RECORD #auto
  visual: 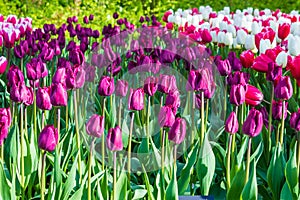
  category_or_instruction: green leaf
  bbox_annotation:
[132,189,147,200]
[53,147,63,199]
[196,136,215,195]
[0,162,11,199]
[142,165,155,200]
[227,165,245,199]
[285,143,299,200]
[100,170,108,200]
[237,136,248,167]
[250,141,263,162]
[69,172,88,200]
[165,165,178,200]
[177,140,199,195]
[267,144,286,200]
[115,172,128,199]
[242,159,257,200]
[280,182,293,200]
[62,153,78,200]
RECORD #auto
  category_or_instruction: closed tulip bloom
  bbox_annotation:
[229,84,246,106]
[278,23,290,41]
[168,117,187,144]
[252,54,273,73]
[24,86,34,106]
[267,62,282,82]
[240,50,254,69]
[36,87,52,110]
[0,108,11,127]
[225,111,239,134]
[106,126,123,151]
[228,51,242,71]
[272,100,288,120]
[128,88,144,111]
[98,76,115,96]
[7,65,25,87]
[290,55,300,79]
[242,108,263,137]
[227,71,250,86]
[158,106,175,127]
[86,114,104,138]
[158,74,177,93]
[10,83,27,103]
[165,90,180,111]
[274,76,293,100]
[217,59,231,76]
[69,46,84,65]
[73,64,86,89]
[38,125,58,152]
[0,56,8,74]
[0,121,9,146]
[26,58,48,80]
[115,80,128,97]
[50,83,68,107]
[144,76,158,96]
[290,109,300,132]
[245,85,263,106]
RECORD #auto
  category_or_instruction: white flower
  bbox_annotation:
[211,30,218,43]
[245,34,256,50]
[227,24,236,37]
[219,21,227,31]
[276,51,288,68]
[259,39,272,54]
[224,7,230,15]
[237,29,247,45]
[291,22,300,36]
[288,34,300,56]
[224,32,233,46]
[254,9,260,17]
[251,21,262,35]
[217,31,226,44]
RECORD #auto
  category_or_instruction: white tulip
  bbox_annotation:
[291,22,300,36]
[245,34,256,50]
[237,29,247,45]
[224,7,230,15]
[211,31,218,43]
[200,22,210,30]
[247,7,253,15]
[251,21,262,35]
[276,51,288,68]
[254,9,259,17]
[288,35,300,56]
[217,31,226,44]
[219,21,227,31]
[259,39,272,54]
[167,15,175,23]
[224,32,233,46]
[227,24,236,37]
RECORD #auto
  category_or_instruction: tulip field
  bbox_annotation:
[0,4,300,200]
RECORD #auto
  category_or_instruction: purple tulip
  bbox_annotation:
[228,51,242,71]
[168,117,187,144]
[227,71,250,86]
[26,58,48,80]
[39,46,54,62]
[86,114,104,138]
[52,67,66,86]
[144,76,158,96]
[83,16,89,24]
[259,106,272,130]
[106,126,123,151]
[290,109,300,132]
[89,14,94,21]
[217,59,231,76]
[115,80,128,97]
[113,13,119,19]
[37,87,52,110]
[242,108,263,137]
[0,108,11,127]
[0,121,9,146]
[245,85,263,106]
[14,44,26,58]
[165,90,180,112]
[50,83,68,107]
[225,111,239,134]
[158,106,175,127]
[73,64,86,89]
[69,46,84,65]
[128,88,144,111]
[7,65,24,88]
[272,100,288,120]
[267,62,282,82]
[10,83,27,103]
[274,76,293,100]
[38,125,58,152]
[160,49,175,63]
[24,86,34,106]
[158,74,177,93]
[98,76,115,96]
[186,69,210,91]
[229,84,246,106]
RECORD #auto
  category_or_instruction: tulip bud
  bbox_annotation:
[86,114,104,138]
[240,50,254,68]
[266,62,282,82]
[7,65,24,88]
[38,125,58,152]
[0,121,9,146]
[0,108,11,127]
[158,106,175,127]
[217,59,231,76]
[242,108,263,137]
[69,46,84,65]
[26,58,48,81]
[290,109,300,132]
[278,23,290,41]
[98,76,115,96]
[236,29,247,45]
[272,100,288,120]
[128,88,144,111]
[229,84,246,106]
[225,111,239,134]
[245,85,263,106]
[37,87,52,110]
[227,71,250,86]
[165,90,180,112]
[106,126,123,151]
[24,86,33,106]
[274,76,293,100]
[168,118,186,144]
[10,83,27,103]
[114,80,128,97]
[158,74,177,93]
[144,76,158,96]
[228,51,242,71]
[288,35,300,56]
[245,34,256,50]
[50,83,68,107]
[0,56,8,74]
[252,54,273,73]
[290,55,300,79]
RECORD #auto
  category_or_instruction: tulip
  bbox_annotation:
[86,114,104,138]
[186,69,210,91]
[115,80,128,97]
[165,90,180,112]
[106,126,123,151]
[229,84,246,106]
[26,58,48,80]
[128,88,144,111]
[288,35,300,56]
[278,23,290,41]
[158,106,175,127]
[240,50,254,69]
[217,59,231,76]
[252,54,273,73]
[227,71,250,86]
[245,85,263,106]
[38,125,58,152]
[267,62,282,82]
[73,64,86,89]
[242,108,263,137]
[272,100,288,120]
[0,121,9,146]
[228,52,242,71]
[274,76,293,100]
[52,67,66,86]
[290,55,300,79]
[144,76,158,96]
[50,83,68,107]
[168,118,187,144]
[158,74,177,93]
[10,83,27,103]
[236,29,247,45]
[98,76,115,96]
[69,46,84,65]
[275,51,288,68]
[0,108,11,127]
[7,65,24,88]
[245,35,256,50]
[24,86,34,106]
[36,87,52,110]
[290,109,300,132]
[160,49,175,63]
[0,56,8,74]
[225,111,239,134]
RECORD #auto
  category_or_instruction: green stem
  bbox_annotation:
[41,151,46,200]
[102,98,106,171]
[297,132,300,169]
[205,99,209,131]
[200,91,205,146]
[245,137,252,184]
[279,100,285,146]
[223,79,227,121]
[127,112,135,182]
[161,129,165,175]
[226,134,233,189]
[267,84,274,160]
[73,90,82,182]
[20,104,25,193]
[113,151,117,200]
[34,86,37,135]
[147,96,151,148]
[88,138,95,200]
[191,92,195,144]
[118,98,122,127]
[231,106,238,155]
[65,97,68,130]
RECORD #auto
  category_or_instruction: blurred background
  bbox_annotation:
[1,0,300,29]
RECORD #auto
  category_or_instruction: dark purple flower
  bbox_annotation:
[98,76,115,96]
[290,109,300,132]
[26,58,48,80]
[229,84,246,106]
[225,111,239,134]
[274,76,293,100]
[37,86,52,110]
[242,108,263,137]
[86,114,104,138]
[38,125,58,152]
[128,88,144,111]
[217,59,231,76]
[272,100,288,120]
[50,83,68,107]
[106,126,123,151]
[267,62,282,82]
[168,117,187,144]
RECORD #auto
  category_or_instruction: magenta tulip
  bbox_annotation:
[252,54,273,73]
[290,109,300,132]
[115,80,128,97]
[26,58,48,80]
[128,88,144,111]
[165,90,180,111]
[86,114,104,138]
[240,50,254,69]
[36,87,52,110]
[144,76,158,96]
[225,111,239,134]
[106,126,123,151]
[242,108,263,137]
[245,85,263,106]
[50,83,68,107]
[229,84,246,106]
[98,76,115,96]
[7,65,24,88]
[24,86,34,106]
[272,100,288,120]
[158,106,175,127]
[0,56,8,74]
[278,23,290,41]
[158,74,177,93]
[168,117,187,144]
[274,76,293,100]
[217,59,231,76]
[38,125,58,152]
